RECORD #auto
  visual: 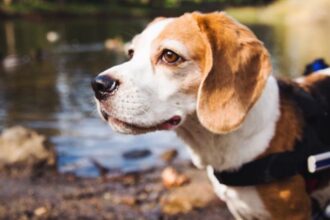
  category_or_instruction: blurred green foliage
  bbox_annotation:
[0,0,274,17]
[2,0,273,7]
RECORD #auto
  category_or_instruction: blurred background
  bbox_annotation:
[1,0,330,177]
[1,0,330,219]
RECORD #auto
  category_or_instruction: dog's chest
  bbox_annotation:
[175,112,277,172]
[207,167,270,220]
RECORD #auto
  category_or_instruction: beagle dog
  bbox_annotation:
[92,12,330,220]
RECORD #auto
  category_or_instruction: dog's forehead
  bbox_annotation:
[153,14,208,70]
[133,18,173,46]
[156,15,207,58]
[134,14,201,49]
[130,14,208,72]
[155,14,199,41]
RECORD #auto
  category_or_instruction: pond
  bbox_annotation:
[1,14,330,176]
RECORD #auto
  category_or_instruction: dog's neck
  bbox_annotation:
[176,75,280,171]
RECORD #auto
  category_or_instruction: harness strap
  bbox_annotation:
[213,151,304,186]
[213,80,329,187]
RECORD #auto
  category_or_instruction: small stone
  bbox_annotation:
[161,167,189,189]
[160,149,178,163]
[161,169,219,215]
[122,149,151,160]
[137,192,148,201]
[113,195,137,206]
[148,191,160,201]
[34,206,47,216]
[121,174,138,185]
[103,192,112,200]
[140,203,156,212]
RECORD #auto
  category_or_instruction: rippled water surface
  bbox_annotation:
[1,16,330,176]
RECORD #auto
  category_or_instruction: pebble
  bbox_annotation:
[34,206,47,216]
[103,192,112,200]
[161,167,190,188]
[160,169,219,215]
[114,195,137,206]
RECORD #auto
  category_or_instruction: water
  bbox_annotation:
[0,17,188,176]
[1,15,330,176]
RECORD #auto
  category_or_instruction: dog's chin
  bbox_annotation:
[99,109,182,135]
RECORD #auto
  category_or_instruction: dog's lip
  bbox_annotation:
[100,109,181,131]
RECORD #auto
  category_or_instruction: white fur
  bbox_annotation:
[95,17,280,219]
[176,76,280,171]
[207,166,270,220]
[316,67,330,76]
[97,19,199,133]
[295,76,305,83]
[295,67,330,83]
[176,76,279,219]
[312,183,330,208]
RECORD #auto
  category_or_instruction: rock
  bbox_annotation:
[161,169,220,215]
[113,194,137,206]
[103,192,112,200]
[122,149,151,160]
[0,126,56,169]
[34,206,48,216]
[160,149,178,163]
[119,174,139,186]
[161,167,189,189]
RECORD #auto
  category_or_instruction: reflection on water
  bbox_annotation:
[0,17,188,176]
[0,15,329,176]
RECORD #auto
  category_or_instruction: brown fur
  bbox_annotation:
[152,12,272,134]
[301,73,329,88]
[191,12,272,134]
[256,81,310,219]
[151,13,326,219]
[257,175,310,220]
[261,81,303,156]
[152,14,208,95]
[155,13,311,218]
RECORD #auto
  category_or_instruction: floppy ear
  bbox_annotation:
[192,12,272,134]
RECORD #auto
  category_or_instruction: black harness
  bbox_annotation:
[213,80,330,187]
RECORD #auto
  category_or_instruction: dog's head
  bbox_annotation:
[92,12,271,134]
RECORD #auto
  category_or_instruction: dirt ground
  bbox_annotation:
[0,162,233,220]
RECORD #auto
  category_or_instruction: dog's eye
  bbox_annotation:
[161,49,182,64]
[127,49,134,60]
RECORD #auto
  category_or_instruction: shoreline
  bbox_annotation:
[0,161,232,219]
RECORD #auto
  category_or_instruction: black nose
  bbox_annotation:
[91,75,119,100]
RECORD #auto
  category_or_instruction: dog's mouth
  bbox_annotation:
[100,109,182,133]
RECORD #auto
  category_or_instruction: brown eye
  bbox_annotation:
[161,49,181,64]
[128,49,134,60]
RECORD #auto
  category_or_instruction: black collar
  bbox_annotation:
[213,80,329,187]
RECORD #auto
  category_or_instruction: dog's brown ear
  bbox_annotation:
[192,12,272,134]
